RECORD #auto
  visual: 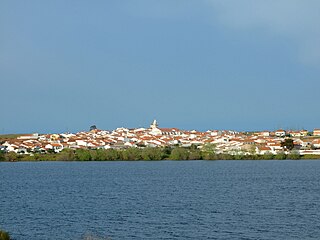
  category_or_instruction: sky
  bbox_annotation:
[1,0,320,133]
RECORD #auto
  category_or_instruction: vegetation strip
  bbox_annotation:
[1,146,317,161]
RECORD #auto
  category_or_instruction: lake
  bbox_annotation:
[1,160,320,239]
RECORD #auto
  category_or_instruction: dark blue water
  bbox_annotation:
[1,160,320,240]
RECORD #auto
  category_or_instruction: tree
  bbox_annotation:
[90,125,97,131]
[169,147,189,160]
[120,148,141,160]
[75,149,92,161]
[281,138,294,150]
[201,143,216,160]
[263,151,274,160]
[141,147,165,160]
[287,150,300,160]
[92,149,107,161]
[0,152,5,161]
[188,150,202,160]
[57,149,76,161]
[275,151,287,160]
[4,152,18,162]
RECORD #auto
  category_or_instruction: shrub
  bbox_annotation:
[287,150,301,160]
[274,151,287,160]
[0,152,5,161]
[169,147,189,160]
[4,152,18,162]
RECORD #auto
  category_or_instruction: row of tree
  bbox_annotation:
[0,146,313,161]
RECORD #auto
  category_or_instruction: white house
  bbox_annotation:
[17,133,39,140]
[259,131,270,137]
[45,143,64,153]
[313,129,320,136]
[275,129,286,137]
[257,146,273,155]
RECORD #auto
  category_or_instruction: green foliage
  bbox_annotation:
[120,148,142,161]
[215,153,235,160]
[263,152,274,160]
[302,154,320,159]
[188,150,202,160]
[233,153,247,160]
[274,151,287,160]
[90,125,97,131]
[40,153,57,161]
[201,151,217,160]
[0,152,5,161]
[201,144,217,160]
[76,149,92,161]
[169,147,189,160]
[201,144,216,154]
[0,230,10,240]
[162,146,172,159]
[141,147,165,160]
[104,149,121,160]
[4,152,18,162]
[281,138,294,150]
[3,146,320,161]
[57,148,76,161]
[287,150,301,160]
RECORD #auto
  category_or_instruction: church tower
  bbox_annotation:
[150,119,158,129]
[149,119,162,136]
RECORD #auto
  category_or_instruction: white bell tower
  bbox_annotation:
[150,119,158,129]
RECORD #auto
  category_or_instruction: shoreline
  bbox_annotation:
[2,158,320,162]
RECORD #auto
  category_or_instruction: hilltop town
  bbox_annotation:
[1,120,320,157]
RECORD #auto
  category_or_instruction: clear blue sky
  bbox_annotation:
[1,0,320,133]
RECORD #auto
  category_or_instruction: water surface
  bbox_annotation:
[1,160,320,239]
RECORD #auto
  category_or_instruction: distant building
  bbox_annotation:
[259,131,270,137]
[17,133,39,140]
[300,130,308,136]
[160,128,182,136]
[314,129,320,136]
[275,129,286,137]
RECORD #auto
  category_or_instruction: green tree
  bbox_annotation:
[188,150,202,160]
[215,153,234,160]
[281,139,294,150]
[4,152,18,162]
[274,151,287,160]
[90,125,97,131]
[104,149,120,160]
[263,151,274,160]
[141,147,164,160]
[169,147,189,160]
[120,148,141,160]
[93,149,107,161]
[201,144,216,160]
[0,152,5,161]
[75,149,92,161]
[57,148,76,161]
[287,150,300,160]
